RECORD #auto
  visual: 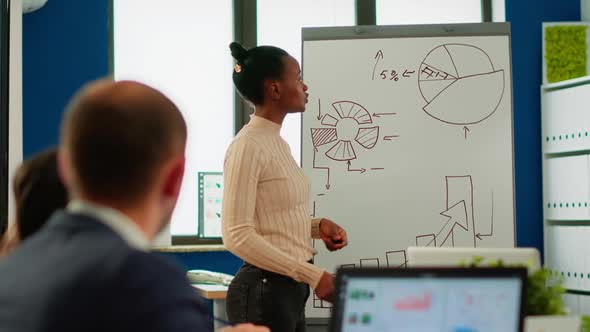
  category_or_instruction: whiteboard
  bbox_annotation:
[300,23,515,318]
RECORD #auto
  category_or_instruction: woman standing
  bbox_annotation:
[222,42,348,331]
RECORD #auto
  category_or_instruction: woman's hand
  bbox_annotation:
[319,218,348,251]
[314,271,335,303]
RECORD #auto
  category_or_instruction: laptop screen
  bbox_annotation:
[330,267,526,332]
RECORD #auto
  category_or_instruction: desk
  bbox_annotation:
[192,284,228,330]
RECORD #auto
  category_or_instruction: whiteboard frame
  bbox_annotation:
[302,22,511,41]
[300,22,516,324]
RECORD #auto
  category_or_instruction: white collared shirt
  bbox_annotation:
[67,200,149,251]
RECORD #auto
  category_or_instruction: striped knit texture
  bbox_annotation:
[222,115,324,289]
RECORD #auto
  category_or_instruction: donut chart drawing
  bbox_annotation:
[419,44,505,125]
[311,101,379,161]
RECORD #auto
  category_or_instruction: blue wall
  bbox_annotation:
[158,251,243,275]
[23,0,109,158]
[22,1,581,267]
[506,1,580,253]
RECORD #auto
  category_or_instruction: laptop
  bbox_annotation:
[407,247,541,272]
[330,267,527,332]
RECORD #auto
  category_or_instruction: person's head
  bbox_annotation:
[0,148,68,256]
[58,79,187,240]
[230,42,308,113]
[13,148,68,240]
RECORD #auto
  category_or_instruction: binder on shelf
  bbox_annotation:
[546,225,590,292]
[543,155,590,220]
[542,83,590,154]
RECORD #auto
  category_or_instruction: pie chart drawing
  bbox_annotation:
[418,44,505,125]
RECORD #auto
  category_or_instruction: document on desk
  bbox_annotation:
[192,284,228,292]
[192,283,228,300]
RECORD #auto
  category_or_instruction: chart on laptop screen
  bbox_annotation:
[339,278,521,332]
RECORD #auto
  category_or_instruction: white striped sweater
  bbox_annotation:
[221,115,324,288]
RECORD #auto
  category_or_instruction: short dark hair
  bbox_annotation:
[230,42,289,105]
[13,148,67,240]
[60,80,187,205]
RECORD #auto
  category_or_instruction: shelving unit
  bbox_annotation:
[542,75,590,314]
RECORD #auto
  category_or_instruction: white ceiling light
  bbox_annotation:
[22,0,48,14]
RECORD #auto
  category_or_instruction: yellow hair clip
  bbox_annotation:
[234,64,242,73]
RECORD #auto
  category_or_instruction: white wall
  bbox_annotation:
[8,0,22,223]
[583,0,590,21]
[492,0,506,22]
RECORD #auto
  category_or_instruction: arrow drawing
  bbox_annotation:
[317,98,322,120]
[437,200,468,246]
[347,160,366,174]
[418,175,476,248]
[372,50,384,80]
[476,191,494,240]
[446,175,476,247]
[313,148,331,190]
[383,135,400,141]
[463,126,470,139]
[403,69,415,77]
[419,200,468,248]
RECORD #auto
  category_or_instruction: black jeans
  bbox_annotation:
[226,262,310,332]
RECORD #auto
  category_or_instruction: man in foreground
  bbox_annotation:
[0,80,268,332]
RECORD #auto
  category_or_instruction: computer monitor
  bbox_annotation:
[406,247,541,272]
[330,267,527,332]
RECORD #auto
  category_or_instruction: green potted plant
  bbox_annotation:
[463,257,583,331]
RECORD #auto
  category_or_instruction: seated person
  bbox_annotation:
[0,148,67,256]
[0,79,267,332]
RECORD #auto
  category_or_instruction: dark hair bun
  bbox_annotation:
[229,42,248,62]
[230,44,289,105]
